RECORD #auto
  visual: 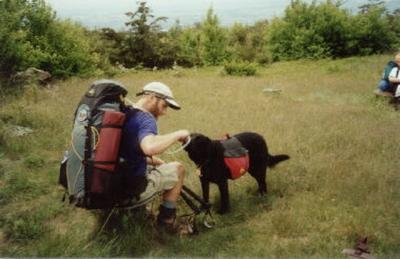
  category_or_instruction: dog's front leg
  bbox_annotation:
[218,180,230,214]
[200,177,210,204]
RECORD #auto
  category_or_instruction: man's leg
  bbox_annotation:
[157,162,185,225]
[130,162,190,234]
[162,162,185,203]
[375,80,393,97]
[154,162,193,234]
[129,162,183,209]
[378,79,390,92]
[376,80,394,96]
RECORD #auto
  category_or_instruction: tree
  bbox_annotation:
[122,1,175,68]
[266,0,397,60]
[227,21,269,64]
[387,8,400,49]
[176,27,204,67]
[352,1,395,54]
[200,8,228,65]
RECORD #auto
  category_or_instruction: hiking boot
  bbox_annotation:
[157,217,194,235]
[156,205,194,235]
[373,89,393,97]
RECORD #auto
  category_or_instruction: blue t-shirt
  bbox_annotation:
[120,108,157,177]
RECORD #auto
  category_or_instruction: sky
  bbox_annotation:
[44,0,399,31]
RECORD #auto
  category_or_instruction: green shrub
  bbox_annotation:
[0,0,99,83]
[266,0,397,61]
[351,4,395,55]
[176,28,204,67]
[227,21,269,64]
[223,61,257,76]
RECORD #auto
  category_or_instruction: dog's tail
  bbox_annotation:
[268,154,290,168]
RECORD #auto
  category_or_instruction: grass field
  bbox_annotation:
[0,55,399,257]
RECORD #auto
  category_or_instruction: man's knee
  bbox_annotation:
[170,161,185,179]
[378,80,390,91]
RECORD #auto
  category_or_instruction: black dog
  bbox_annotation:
[184,132,290,214]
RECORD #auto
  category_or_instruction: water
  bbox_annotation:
[44,0,399,31]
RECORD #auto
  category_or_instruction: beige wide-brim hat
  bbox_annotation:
[136,82,181,110]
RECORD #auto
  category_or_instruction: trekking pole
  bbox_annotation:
[181,191,202,214]
[182,185,210,210]
[180,185,215,230]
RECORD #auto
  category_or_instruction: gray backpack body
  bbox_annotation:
[59,80,144,209]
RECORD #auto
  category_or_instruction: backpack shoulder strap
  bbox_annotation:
[124,106,140,120]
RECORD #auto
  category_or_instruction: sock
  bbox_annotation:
[161,200,176,209]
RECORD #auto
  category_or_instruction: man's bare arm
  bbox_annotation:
[140,130,190,156]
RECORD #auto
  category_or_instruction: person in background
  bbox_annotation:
[375,53,400,96]
[387,54,400,96]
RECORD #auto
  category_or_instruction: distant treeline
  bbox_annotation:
[1,0,399,83]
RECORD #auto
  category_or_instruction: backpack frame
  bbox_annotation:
[59,80,146,209]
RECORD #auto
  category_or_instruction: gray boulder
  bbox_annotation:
[12,67,51,86]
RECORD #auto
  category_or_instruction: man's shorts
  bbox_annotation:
[129,162,179,207]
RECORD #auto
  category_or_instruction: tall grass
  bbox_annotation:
[0,55,399,257]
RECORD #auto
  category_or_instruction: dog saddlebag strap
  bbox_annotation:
[221,137,249,180]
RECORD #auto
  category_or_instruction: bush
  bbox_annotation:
[223,61,257,76]
[266,0,398,61]
[267,1,351,61]
[0,0,99,83]
[227,21,269,64]
[351,3,395,55]
[176,28,204,67]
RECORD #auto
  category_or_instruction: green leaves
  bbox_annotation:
[223,61,258,76]
[267,0,396,61]
[201,8,228,66]
[122,1,172,68]
[0,0,98,84]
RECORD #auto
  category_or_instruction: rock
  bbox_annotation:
[7,125,34,137]
[263,88,282,94]
[342,248,376,259]
[12,67,51,86]
[342,237,376,259]
[116,62,128,71]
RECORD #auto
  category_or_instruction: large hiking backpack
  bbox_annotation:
[388,67,400,95]
[59,80,145,209]
[382,61,398,81]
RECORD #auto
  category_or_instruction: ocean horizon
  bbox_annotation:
[44,0,399,31]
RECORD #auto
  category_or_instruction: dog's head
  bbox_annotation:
[184,133,212,166]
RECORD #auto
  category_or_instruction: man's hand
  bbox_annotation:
[175,129,190,143]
